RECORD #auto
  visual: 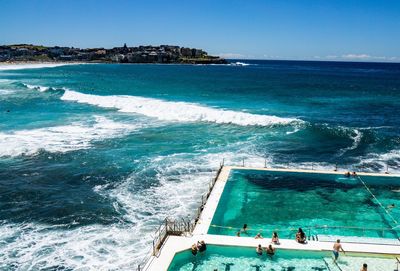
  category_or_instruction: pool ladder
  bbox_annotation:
[308,234,318,241]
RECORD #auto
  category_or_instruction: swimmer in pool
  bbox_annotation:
[256,244,263,256]
[387,203,395,210]
[266,244,275,256]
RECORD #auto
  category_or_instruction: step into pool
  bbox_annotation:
[167,245,398,271]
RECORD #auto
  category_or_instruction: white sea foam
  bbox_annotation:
[0,116,139,157]
[0,63,80,71]
[0,148,351,269]
[0,223,141,270]
[336,129,363,157]
[357,149,400,173]
[229,61,251,66]
[0,88,15,95]
[22,83,51,92]
[0,150,258,269]
[0,79,14,83]
[61,90,301,126]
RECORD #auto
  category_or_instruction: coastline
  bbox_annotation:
[0,60,233,71]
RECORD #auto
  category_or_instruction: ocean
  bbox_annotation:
[0,60,400,270]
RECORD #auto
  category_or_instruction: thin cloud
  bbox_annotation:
[342,54,371,59]
[324,54,399,62]
[217,53,246,59]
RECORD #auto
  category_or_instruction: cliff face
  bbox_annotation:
[0,44,228,64]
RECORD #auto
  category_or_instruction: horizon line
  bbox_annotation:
[225,58,400,64]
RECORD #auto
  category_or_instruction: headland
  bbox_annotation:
[0,44,227,65]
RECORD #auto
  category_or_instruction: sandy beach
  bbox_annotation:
[0,62,83,71]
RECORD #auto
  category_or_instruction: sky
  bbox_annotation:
[1,0,400,62]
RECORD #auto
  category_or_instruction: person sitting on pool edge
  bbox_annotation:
[296,228,306,243]
[360,263,367,271]
[255,233,263,239]
[271,232,279,244]
[265,244,275,256]
[256,244,263,256]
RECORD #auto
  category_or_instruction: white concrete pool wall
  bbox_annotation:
[144,166,400,271]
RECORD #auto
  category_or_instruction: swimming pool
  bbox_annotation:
[167,245,397,271]
[208,169,400,240]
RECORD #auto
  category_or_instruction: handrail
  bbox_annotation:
[227,157,395,176]
[137,164,224,271]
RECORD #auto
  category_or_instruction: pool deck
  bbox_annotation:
[145,234,400,271]
[144,166,400,271]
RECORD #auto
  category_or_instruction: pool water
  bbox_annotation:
[167,245,397,271]
[208,170,400,239]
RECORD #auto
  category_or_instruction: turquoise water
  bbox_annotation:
[209,169,400,239]
[0,61,400,269]
[167,245,397,271]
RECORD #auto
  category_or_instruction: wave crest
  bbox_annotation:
[22,83,52,92]
[61,90,302,126]
[0,116,139,157]
[0,63,79,71]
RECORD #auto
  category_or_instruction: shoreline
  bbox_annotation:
[0,61,233,71]
[0,61,86,71]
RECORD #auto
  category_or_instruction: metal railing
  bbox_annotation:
[137,218,195,271]
[137,164,224,271]
[228,157,394,174]
[194,164,223,223]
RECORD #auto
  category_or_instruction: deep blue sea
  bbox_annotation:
[1,60,400,270]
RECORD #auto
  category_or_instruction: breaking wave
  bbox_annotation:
[0,89,15,95]
[229,61,252,66]
[0,116,139,157]
[60,90,302,126]
[22,83,52,92]
[336,128,363,157]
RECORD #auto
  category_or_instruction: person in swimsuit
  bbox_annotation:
[271,232,279,244]
[360,263,367,271]
[242,224,248,233]
[265,244,275,256]
[197,240,206,253]
[387,203,395,211]
[191,243,198,256]
[256,244,263,256]
[255,233,263,239]
[296,228,306,243]
[333,239,345,262]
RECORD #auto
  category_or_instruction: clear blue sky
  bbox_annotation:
[1,0,399,61]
